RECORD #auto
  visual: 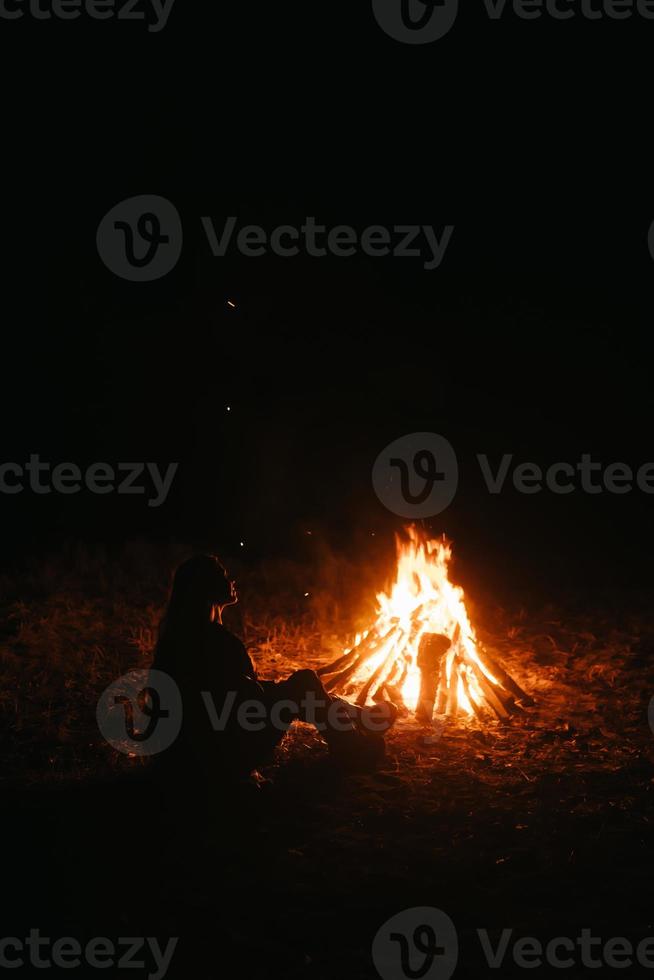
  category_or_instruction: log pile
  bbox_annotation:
[318,625,533,724]
[318,525,535,725]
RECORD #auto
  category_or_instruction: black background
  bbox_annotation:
[0,0,652,593]
[1,4,653,978]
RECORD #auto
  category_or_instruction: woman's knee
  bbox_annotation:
[292,668,319,684]
[286,669,324,699]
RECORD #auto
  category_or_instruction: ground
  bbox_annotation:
[3,545,654,978]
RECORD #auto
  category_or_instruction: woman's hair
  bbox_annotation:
[153,555,231,672]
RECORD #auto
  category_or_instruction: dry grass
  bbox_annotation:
[6,543,654,979]
[2,540,654,791]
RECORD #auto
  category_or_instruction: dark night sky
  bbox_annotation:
[0,1,651,598]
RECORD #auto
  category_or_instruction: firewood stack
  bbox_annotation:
[318,624,533,724]
[318,525,534,725]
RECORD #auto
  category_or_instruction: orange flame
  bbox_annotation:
[342,526,496,717]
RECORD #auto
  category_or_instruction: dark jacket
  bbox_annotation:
[151,621,275,778]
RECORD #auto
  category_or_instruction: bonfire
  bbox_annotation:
[319,526,533,722]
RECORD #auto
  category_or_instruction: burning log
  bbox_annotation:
[415,632,451,723]
[383,656,403,690]
[435,656,449,715]
[355,649,396,705]
[477,646,535,708]
[446,662,459,718]
[460,671,485,723]
[463,655,512,721]
[382,660,410,714]
[317,628,382,677]
[382,684,410,715]
[322,629,392,692]
[316,646,360,679]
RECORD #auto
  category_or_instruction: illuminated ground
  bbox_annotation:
[4,550,654,977]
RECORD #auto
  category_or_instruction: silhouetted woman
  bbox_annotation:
[151,555,395,786]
